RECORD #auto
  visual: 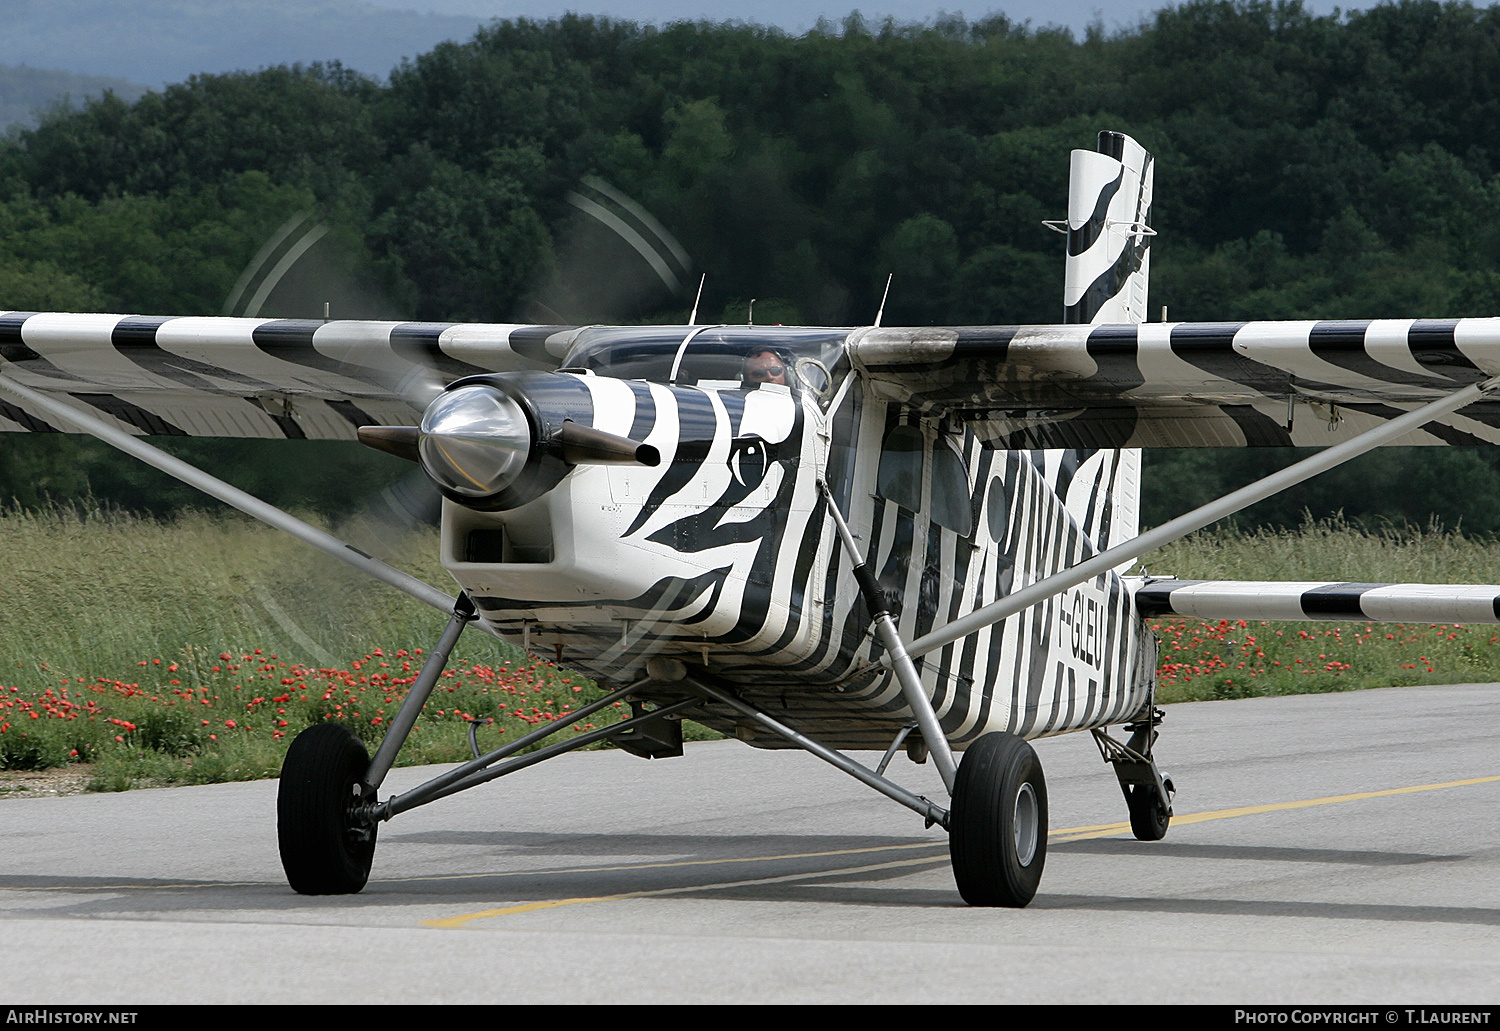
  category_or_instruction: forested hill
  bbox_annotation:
[8,0,1500,529]
[7,1,1500,327]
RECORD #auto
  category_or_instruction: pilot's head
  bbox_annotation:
[742,348,786,386]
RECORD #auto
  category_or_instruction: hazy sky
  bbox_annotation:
[2,1,1473,94]
[364,0,1448,37]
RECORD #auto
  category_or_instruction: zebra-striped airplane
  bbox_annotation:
[5,131,1500,905]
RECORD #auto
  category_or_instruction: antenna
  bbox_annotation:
[748,298,756,326]
[874,273,893,327]
[688,273,705,326]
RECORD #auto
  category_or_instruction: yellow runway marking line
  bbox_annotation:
[424,773,1500,927]
[10,776,1495,901]
[1049,773,1500,843]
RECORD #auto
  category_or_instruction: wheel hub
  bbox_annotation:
[1013,782,1039,866]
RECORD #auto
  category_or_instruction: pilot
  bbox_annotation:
[741,347,787,387]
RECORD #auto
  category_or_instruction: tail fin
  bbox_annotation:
[1056,131,1149,559]
[1062,130,1154,325]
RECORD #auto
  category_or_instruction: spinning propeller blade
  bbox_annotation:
[524,176,693,324]
[224,185,694,677]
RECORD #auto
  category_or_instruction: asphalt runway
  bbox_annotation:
[3,683,1498,1004]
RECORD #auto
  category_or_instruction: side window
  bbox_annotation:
[986,476,1009,543]
[876,425,924,512]
[930,440,973,536]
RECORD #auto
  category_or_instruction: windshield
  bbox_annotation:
[559,326,693,381]
[563,326,850,397]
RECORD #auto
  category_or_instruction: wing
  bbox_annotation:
[849,319,1500,448]
[0,311,580,439]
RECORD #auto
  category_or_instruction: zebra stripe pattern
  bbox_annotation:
[427,360,1157,750]
[817,439,1153,748]
[0,312,577,439]
[1063,130,1154,325]
[14,311,1500,452]
[1135,580,1500,623]
[850,317,1500,449]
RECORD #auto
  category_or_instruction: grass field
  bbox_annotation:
[0,504,638,788]
[3,505,1498,789]
[1143,519,1500,702]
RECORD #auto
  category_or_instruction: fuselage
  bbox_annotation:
[436,325,1158,749]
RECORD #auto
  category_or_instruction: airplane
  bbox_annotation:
[5,130,1500,907]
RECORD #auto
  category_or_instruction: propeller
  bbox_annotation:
[222,213,406,322]
[223,183,696,681]
[525,176,693,324]
[219,210,444,568]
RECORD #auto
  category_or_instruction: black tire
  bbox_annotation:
[948,732,1047,907]
[1124,782,1170,841]
[278,723,377,895]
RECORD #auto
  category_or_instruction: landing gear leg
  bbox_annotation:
[948,732,1048,907]
[278,593,475,895]
[1092,707,1174,842]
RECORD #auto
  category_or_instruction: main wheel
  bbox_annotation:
[948,732,1047,907]
[1124,779,1171,841]
[277,723,377,895]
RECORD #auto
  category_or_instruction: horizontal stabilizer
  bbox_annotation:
[1134,579,1500,623]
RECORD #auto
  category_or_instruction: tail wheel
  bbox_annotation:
[278,723,377,895]
[948,732,1048,907]
[1124,781,1171,841]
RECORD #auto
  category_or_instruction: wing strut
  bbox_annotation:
[903,376,1500,662]
[819,478,958,794]
[0,372,458,616]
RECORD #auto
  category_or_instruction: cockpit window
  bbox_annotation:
[672,334,759,388]
[877,425,924,513]
[560,327,691,381]
[930,440,973,536]
[876,426,975,537]
[563,326,850,397]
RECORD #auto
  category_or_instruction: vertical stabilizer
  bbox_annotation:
[1062,131,1153,326]
[1057,130,1149,558]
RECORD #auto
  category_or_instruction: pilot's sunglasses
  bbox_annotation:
[747,365,784,380]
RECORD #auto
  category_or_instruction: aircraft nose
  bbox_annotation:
[417,385,533,498]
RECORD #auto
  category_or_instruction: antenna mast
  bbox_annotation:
[874,274,893,327]
[688,273,705,326]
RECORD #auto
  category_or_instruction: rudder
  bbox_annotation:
[1061,130,1154,326]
